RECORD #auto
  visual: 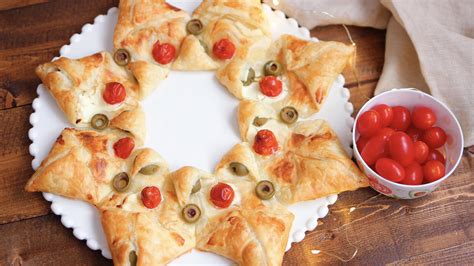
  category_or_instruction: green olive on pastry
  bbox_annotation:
[186,19,204,35]
[182,204,201,223]
[112,172,130,192]
[253,116,268,127]
[280,106,298,124]
[256,180,275,200]
[229,162,249,176]
[241,67,255,86]
[129,250,137,266]
[113,48,131,66]
[91,113,109,130]
[139,164,159,175]
[264,60,282,76]
[191,179,201,194]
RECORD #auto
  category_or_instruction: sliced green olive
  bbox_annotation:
[280,106,298,124]
[91,113,109,130]
[191,179,201,194]
[241,67,255,86]
[112,172,130,193]
[229,162,249,176]
[139,164,159,175]
[182,203,201,223]
[256,180,275,200]
[253,116,268,127]
[114,48,131,66]
[129,250,137,266]
[186,19,204,35]
[264,60,282,76]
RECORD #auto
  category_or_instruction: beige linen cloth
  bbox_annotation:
[264,0,474,147]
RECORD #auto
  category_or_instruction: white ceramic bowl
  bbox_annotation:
[352,88,464,199]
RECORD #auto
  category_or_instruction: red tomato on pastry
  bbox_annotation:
[412,106,436,130]
[375,158,405,182]
[390,106,411,131]
[210,182,234,208]
[422,127,447,149]
[259,76,283,97]
[372,104,393,127]
[212,38,235,60]
[103,82,126,105]
[113,137,135,159]
[388,132,415,167]
[141,186,162,209]
[152,41,176,65]
[253,129,279,156]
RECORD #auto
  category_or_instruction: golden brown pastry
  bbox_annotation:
[173,0,271,70]
[114,0,189,96]
[238,100,368,203]
[217,34,355,117]
[35,52,146,143]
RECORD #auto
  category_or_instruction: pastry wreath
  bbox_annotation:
[26,0,368,265]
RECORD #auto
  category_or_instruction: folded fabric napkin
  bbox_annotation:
[264,0,474,147]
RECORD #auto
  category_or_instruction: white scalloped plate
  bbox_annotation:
[29,2,354,264]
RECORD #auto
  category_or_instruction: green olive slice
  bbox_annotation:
[229,162,249,176]
[264,60,282,76]
[91,113,109,130]
[253,116,268,127]
[241,67,255,86]
[112,172,130,192]
[255,180,275,200]
[191,179,201,194]
[114,48,131,66]
[182,203,201,223]
[186,19,203,35]
[139,164,159,175]
[280,106,298,124]
[129,250,137,266]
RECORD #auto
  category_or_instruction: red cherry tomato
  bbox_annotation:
[103,82,126,105]
[422,127,447,149]
[427,149,445,164]
[406,126,423,142]
[423,160,445,183]
[371,104,393,127]
[152,42,176,65]
[356,136,369,153]
[141,186,162,209]
[388,132,415,166]
[210,182,234,208]
[375,127,395,140]
[259,76,282,97]
[390,106,411,131]
[375,158,406,182]
[401,163,423,185]
[414,141,429,164]
[113,137,135,159]
[357,110,382,137]
[212,38,236,60]
[361,135,388,166]
[412,106,436,130]
[253,129,279,156]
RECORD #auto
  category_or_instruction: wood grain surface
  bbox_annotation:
[0,1,472,265]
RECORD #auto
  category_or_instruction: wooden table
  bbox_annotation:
[1,1,472,265]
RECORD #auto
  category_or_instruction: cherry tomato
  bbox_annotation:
[259,76,282,97]
[412,106,436,130]
[371,104,393,127]
[361,135,388,166]
[414,141,429,164]
[210,182,234,208]
[375,158,405,182]
[357,110,382,137]
[401,163,423,185]
[141,186,162,209]
[422,127,447,149]
[427,149,445,164]
[356,136,369,153]
[212,38,236,60]
[253,129,279,156]
[113,137,135,159]
[388,132,415,166]
[375,127,395,140]
[152,42,176,64]
[406,126,423,142]
[103,82,126,105]
[390,106,411,131]
[423,160,445,183]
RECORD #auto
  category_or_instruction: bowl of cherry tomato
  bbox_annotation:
[353,88,464,199]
